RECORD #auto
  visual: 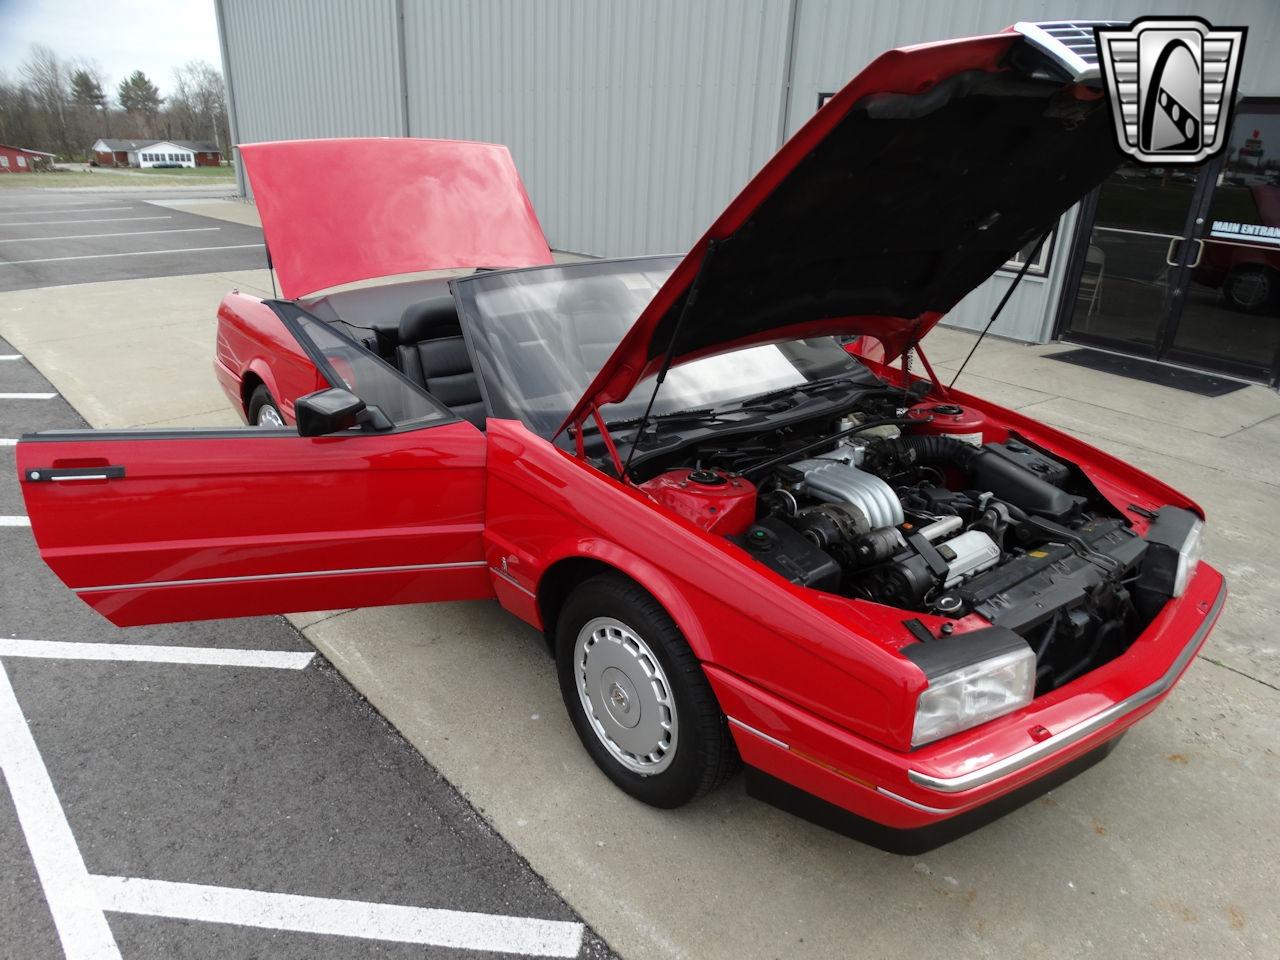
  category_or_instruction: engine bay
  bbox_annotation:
[633,387,1172,696]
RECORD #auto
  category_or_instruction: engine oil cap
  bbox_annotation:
[687,469,727,486]
[934,592,964,614]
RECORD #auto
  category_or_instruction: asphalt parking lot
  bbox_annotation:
[0,201,610,957]
[1,188,1277,960]
[0,193,268,292]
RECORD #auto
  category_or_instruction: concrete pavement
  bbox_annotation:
[0,229,1276,958]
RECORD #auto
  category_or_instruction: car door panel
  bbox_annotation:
[18,421,492,627]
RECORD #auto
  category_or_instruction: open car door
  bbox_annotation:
[16,306,493,627]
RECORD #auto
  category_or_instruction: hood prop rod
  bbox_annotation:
[948,227,1052,389]
[620,239,719,482]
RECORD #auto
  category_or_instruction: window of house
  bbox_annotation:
[0,156,9,168]
[16,156,26,167]
[1000,228,1055,277]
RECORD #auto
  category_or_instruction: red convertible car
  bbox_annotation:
[17,25,1224,853]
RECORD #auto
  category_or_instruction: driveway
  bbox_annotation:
[0,194,266,291]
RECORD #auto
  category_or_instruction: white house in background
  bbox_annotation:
[90,138,223,168]
[136,141,198,168]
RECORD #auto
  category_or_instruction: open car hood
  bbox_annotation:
[563,25,1123,432]
[239,138,553,298]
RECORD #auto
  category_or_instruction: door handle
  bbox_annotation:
[1165,236,1181,266]
[24,466,125,482]
[1187,238,1205,268]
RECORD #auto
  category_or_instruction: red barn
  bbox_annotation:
[0,144,44,173]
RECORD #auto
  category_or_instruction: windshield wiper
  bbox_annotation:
[592,407,723,431]
[736,375,859,409]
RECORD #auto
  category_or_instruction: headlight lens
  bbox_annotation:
[1171,518,1204,598]
[912,645,1036,747]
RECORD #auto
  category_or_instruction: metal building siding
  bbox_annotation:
[401,0,792,257]
[219,0,405,151]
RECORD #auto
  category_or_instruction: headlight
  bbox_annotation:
[1138,507,1204,602]
[911,644,1035,748]
[1171,518,1203,598]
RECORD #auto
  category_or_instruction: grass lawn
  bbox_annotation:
[132,166,238,178]
[0,167,236,189]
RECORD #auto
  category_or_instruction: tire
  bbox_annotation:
[247,384,285,428]
[555,573,739,808]
[1224,266,1275,313]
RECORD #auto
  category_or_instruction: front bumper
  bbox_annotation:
[709,561,1226,853]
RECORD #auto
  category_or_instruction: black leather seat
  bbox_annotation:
[558,275,635,377]
[395,298,486,428]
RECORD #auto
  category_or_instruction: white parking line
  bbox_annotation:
[0,354,22,360]
[0,227,220,244]
[0,216,171,227]
[0,516,32,526]
[0,243,263,266]
[0,393,57,399]
[0,638,314,669]
[0,438,17,445]
[0,663,124,960]
[92,876,585,958]
[0,207,136,217]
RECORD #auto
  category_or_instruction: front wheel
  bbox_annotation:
[555,573,739,808]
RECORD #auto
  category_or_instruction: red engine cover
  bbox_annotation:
[639,469,757,536]
[906,402,1005,446]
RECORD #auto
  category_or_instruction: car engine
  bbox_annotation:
[636,395,1173,695]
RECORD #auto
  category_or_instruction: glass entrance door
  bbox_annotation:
[1062,164,1213,355]
[1170,104,1280,381]
[1061,102,1280,386]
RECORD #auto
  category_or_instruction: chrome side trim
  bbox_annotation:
[489,566,535,598]
[727,716,790,750]
[909,583,1226,794]
[876,787,953,816]
[76,560,488,594]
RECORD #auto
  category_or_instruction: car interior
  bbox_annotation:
[299,270,639,433]
[301,277,487,428]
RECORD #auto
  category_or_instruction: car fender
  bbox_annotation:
[216,292,322,422]
[241,356,287,417]
[535,538,714,657]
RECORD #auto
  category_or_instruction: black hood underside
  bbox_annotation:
[647,63,1124,364]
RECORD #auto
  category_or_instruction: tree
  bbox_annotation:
[70,69,105,110]
[0,71,47,149]
[117,70,162,134]
[169,61,229,156]
[69,65,109,143]
[20,44,71,155]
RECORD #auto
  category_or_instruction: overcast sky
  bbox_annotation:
[0,0,223,98]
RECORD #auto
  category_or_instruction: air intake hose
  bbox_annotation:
[881,435,980,470]
[883,436,1083,522]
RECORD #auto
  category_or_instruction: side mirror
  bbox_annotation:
[294,387,366,437]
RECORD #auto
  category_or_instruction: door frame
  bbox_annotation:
[1054,102,1280,388]
[1054,159,1223,358]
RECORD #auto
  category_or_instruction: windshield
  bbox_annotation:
[452,257,870,438]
